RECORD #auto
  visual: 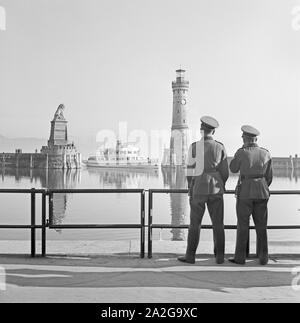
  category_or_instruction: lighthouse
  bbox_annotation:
[163,69,189,167]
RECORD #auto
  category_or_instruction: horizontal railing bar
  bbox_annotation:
[0,188,299,194]
[48,189,144,194]
[268,190,300,195]
[0,225,45,229]
[0,189,45,194]
[150,189,188,193]
[151,224,300,229]
[48,224,142,229]
[150,189,300,195]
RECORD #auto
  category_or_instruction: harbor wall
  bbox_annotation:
[227,156,300,170]
[1,152,81,169]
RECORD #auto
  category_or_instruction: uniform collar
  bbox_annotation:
[203,136,214,141]
[243,143,258,148]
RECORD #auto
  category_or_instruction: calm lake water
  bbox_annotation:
[0,167,299,242]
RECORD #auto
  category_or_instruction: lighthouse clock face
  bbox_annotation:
[181,99,186,105]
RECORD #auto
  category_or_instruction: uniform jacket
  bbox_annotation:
[230,143,273,199]
[186,136,229,196]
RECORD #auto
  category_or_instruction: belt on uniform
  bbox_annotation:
[204,169,218,174]
[191,170,218,179]
[241,174,264,181]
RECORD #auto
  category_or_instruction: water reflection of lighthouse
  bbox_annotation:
[162,167,189,241]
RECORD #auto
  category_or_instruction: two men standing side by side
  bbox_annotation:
[178,119,273,266]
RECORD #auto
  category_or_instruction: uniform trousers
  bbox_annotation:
[235,198,269,265]
[186,194,225,262]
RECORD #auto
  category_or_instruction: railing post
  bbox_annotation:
[148,190,153,259]
[49,191,53,226]
[140,190,145,258]
[246,230,250,258]
[41,191,47,257]
[30,188,36,257]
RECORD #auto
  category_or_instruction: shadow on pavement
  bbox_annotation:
[1,253,299,292]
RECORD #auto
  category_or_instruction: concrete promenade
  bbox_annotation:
[0,240,300,303]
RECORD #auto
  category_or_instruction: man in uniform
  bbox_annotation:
[229,125,273,265]
[178,116,229,265]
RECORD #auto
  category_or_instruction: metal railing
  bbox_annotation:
[0,188,145,258]
[147,189,300,258]
[47,189,145,258]
[0,188,46,257]
[0,188,299,258]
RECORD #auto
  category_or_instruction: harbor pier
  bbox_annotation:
[1,105,81,170]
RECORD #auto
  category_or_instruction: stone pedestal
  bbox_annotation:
[40,105,81,169]
[48,105,68,147]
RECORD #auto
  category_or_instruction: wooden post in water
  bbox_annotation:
[63,153,67,169]
[289,155,294,171]
[30,154,33,169]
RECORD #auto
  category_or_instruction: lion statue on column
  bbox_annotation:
[54,104,65,120]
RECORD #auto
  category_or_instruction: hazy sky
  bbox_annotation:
[0,0,299,156]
